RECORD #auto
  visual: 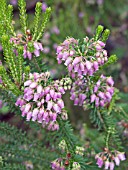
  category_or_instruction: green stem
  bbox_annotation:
[105,130,111,149]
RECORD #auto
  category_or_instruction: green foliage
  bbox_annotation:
[35,7,52,41]
[0,122,56,169]
[18,0,28,34]
[33,2,43,40]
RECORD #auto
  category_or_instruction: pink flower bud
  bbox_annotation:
[33,93,40,101]
[107,87,114,95]
[46,94,51,102]
[50,89,55,98]
[103,50,107,57]
[34,42,40,50]
[90,94,96,103]
[30,82,38,88]
[109,162,114,170]
[104,161,110,169]
[96,158,103,168]
[62,52,69,60]
[70,50,74,56]
[70,93,76,100]
[47,101,53,110]
[74,98,79,105]
[95,97,99,107]
[79,62,85,71]
[97,58,102,64]
[25,95,33,102]
[32,108,39,117]
[52,113,57,121]
[37,85,43,93]
[37,102,41,107]
[43,112,48,120]
[57,46,63,53]
[96,44,102,51]
[97,40,105,47]
[85,61,92,70]
[100,100,105,107]
[98,91,105,99]
[57,59,62,64]
[27,51,32,60]
[24,103,31,112]
[44,87,50,94]
[106,77,114,86]
[118,152,126,161]
[57,99,64,109]
[53,104,61,113]
[38,43,43,51]
[114,157,120,166]
[34,49,40,57]
[15,98,21,106]
[68,64,73,72]
[26,112,32,121]
[93,61,99,71]
[57,52,63,59]
[72,57,81,66]
[64,57,72,66]
[52,123,59,131]
[74,64,79,72]
[58,87,65,94]
[24,80,32,86]
[94,85,99,93]
[105,92,112,100]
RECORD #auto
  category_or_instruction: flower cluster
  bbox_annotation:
[89,75,114,108]
[10,30,43,60]
[51,159,81,170]
[56,37,108,78]
[95,148,126,170]
[70,78,87,106]
[23,41,43,60]
[70,75,114,108]
[15,72,68,131]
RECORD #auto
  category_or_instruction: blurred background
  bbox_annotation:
[0,0,128,153]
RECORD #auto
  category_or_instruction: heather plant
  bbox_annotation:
[0,0,128,170]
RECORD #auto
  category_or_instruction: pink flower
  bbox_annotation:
[85,61,92,70]
[96,157,103,168]
[34,49,40,57]
[37,85,43,93]
[114,157,120,166]
[30,82,38,88]
[104,161,110,169]
[106,77,114,86]
[64,57,72,66]
[26,112,32,121]
[72,57,81,66]
[118,152,126,161]
[42,2,47,12]
[47,101,53,110]
[53,104,61,113]
[90,94,96,103]
[109,162,114,170]
[24,103,31,112]
[97,40,105,47]
[57,99,64,109]
[57,46,63,53]
[24,80,32,86]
